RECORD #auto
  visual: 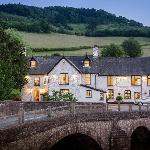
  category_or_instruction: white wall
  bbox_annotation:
[22,59,150,103]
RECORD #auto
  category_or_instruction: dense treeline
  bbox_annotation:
[0,4,150,37]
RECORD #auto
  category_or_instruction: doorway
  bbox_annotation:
[33,88,40,102]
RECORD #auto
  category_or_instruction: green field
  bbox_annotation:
[20,32,150,56]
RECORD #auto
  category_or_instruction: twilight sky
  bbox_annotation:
[0,0,150,26]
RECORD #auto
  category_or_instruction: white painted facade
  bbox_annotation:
[22,58,150,103]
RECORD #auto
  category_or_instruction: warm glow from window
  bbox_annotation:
[59,73,69,85]
[124,90,131,99]
[107,89,114,99]
[134,92,141,99]
[147,76,150,86]
[60,89,69,94]
[31,60,37,68]
[131,76,141,86]
[85,74,91,85]
[34,77,40,86]
[107,76,113,86]
[86,90,92,97]
[84,59,90,67]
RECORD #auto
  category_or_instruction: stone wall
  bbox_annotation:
[0,111,150,150]
[0,101,106,117]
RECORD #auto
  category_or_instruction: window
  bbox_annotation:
[60,89,69,94]
[134,92,141,100]
[85,74,91,85]
[31,60,37,68]
[131,76,141,86]
[107,89,114,99]
[34,77,40,86]
[147,76,150,86]
[124,90,131,99]
[84,59,91,67]
[59,73,69,85]
[100,92,104,101]
[86,90,92,98]
[107,76,113,86]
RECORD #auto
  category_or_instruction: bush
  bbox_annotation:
[116,95,123,101]
[47,90,78,102]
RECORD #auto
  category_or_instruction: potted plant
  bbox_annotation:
[116,94,123,111]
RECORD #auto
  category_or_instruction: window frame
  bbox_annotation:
[85,74,91,85]
[30,60,37,68]
[107,89,114,99]
[83,58,91,67]
[59,73,69,85]
[60,89,69,94]
[34,77,40,86]
[147,75,150,86]
[124,90,131,99]
[86,90,92,98]
[131,75,141,86]
[134,92,141,100]
[107,76,113,86]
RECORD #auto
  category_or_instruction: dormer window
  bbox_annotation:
[84,59,90,67]
[30,57,37,68]
[83,54,91,67]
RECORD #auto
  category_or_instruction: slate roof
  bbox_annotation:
[28,55,150,75]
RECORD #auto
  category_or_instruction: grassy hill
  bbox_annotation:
[20,32,150,56]
[1,4,150,37]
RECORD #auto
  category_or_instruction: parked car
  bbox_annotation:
[138,98,150,105]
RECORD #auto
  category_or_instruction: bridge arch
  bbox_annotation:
[39,123,104,150]
[130,126,150,150]
[41,133,103,150]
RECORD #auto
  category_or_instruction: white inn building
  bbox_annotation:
[22,47,150,103]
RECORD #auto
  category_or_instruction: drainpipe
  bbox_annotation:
[95,74,97,89]
[141,75,143,99]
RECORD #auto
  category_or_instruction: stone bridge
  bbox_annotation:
[0,110,150,150]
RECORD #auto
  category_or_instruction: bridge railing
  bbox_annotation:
[0,102,150,128]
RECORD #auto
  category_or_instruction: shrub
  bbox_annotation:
[116,95,123,101]
[47,90,78,102]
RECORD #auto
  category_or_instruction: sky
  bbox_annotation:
[0,0,150,26]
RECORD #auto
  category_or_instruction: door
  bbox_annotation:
[33,88,40,102]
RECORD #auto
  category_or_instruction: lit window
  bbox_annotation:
[134,92,141,100]
[107,89,114,99]
[131,76,141,86]
[84,59,90,67]
[124,90,131,99]
[107,76,113,86]
[147,76,150,86]
[86,90,92,98]
[31,60,37,68]
[60,89,69,94]
[85,74,91,85]
[59,73,69,85]
[34,77,40,86]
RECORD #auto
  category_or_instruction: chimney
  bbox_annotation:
[93,45,99,57]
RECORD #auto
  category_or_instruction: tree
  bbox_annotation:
[121,38,143,57]
[0,28,28,100]
[86,18,98,32]
[101,44,124,57]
